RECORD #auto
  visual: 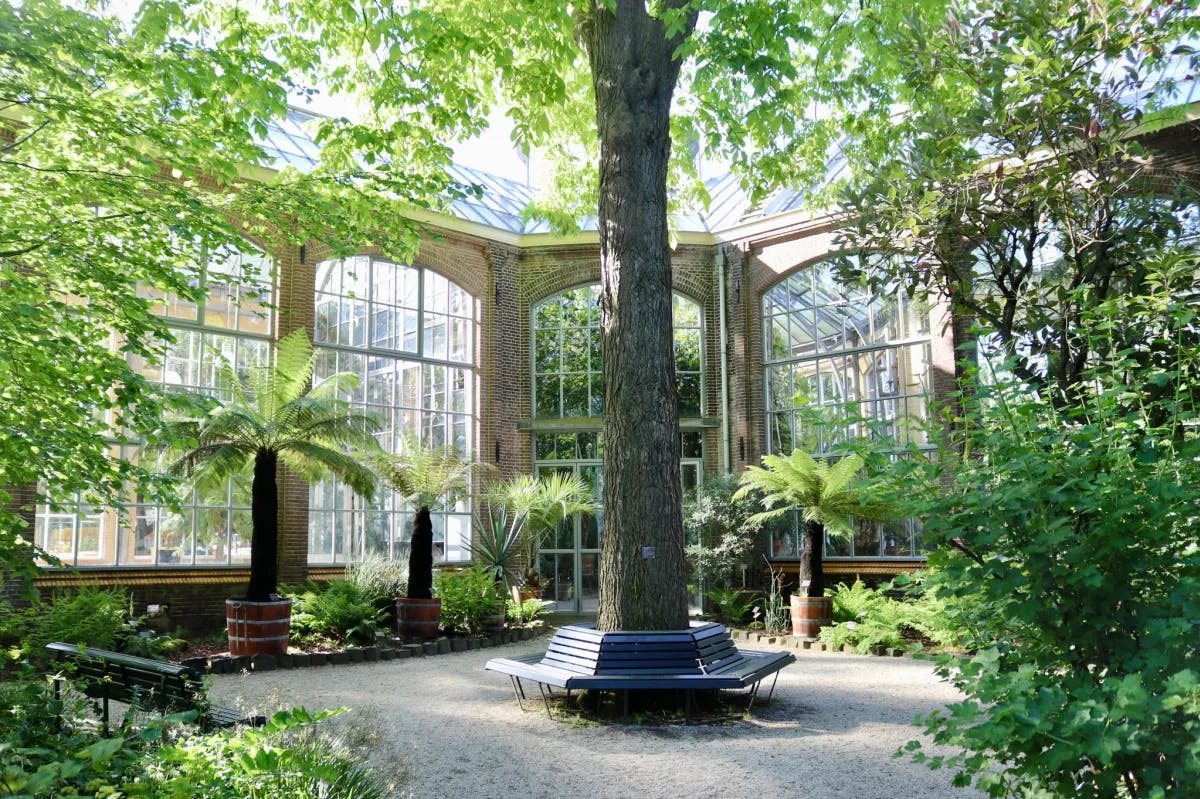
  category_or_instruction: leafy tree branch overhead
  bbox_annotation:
[0,0,460,576]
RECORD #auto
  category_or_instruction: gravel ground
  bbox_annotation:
[209,636,983,799]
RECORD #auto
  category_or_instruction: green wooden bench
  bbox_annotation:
[485,622,795,719]
[45,642,264,733]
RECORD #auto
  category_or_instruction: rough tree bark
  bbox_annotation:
[800,520,825,599]
[583,1,698,631]
[248,448,279,601]
[407,506,434,600]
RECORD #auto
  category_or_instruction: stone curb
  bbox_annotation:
[196,625,549,675]
[727,627,927,660]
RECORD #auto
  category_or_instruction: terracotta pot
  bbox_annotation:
[396,597,441,639]
[790,594,832,638]
[226,598,292,656]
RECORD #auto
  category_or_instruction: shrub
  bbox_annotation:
[434,565,499,634]
[505,597,552,625]
[3,586,184,663]
[0,682,395,799]
[684,475,763,590]
[290,580,385,647]
[706,586,757,625]
[143,708,392,799]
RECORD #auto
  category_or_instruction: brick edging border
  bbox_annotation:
[186,625,547,675]
[729,628,920,659]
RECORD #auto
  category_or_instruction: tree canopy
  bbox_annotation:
[0,0,463,580]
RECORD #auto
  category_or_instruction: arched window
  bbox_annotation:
[35,245,275,567]
[529,285,705,612]
[308,256,476,565]
[762,256,932,559]
[532,285,704,418]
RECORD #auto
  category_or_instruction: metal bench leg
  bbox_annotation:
[762,671,782,704]
[746,681,762,712]
[509,676,527,712]
[536,683,553,719]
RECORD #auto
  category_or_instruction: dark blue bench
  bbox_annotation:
[485,622,794,719]
[45,642,264,733]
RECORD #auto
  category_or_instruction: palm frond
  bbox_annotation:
[281,441,377,499]
[737,448,891,537]
[823,453,865,501]
[270,329,316,411]
[307,371,361,402]
[375,434,474,509]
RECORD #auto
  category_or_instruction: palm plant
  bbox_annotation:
[374,436,474,600]
[485,472,596,587]
[157,329,381,601]
[734,450,889,598]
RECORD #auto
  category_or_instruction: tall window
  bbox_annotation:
[532,285,704,418]
[35,247,275,567]
[309,256,475,565]
[530,285,705,611]
[763,257,931,559]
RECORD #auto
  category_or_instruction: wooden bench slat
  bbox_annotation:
[45,642,262,731]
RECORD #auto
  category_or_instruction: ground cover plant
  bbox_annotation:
[434,564,500,635]
[288,580,386,648]
[818,578,962,655]
[0,586,184,664]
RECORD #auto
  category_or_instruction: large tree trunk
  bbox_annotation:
[407,506,434,599]
[584,2,698,631]
[800,520,826,599]
[248,448,279,601]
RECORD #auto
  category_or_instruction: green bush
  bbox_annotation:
[2,586,184,663]
[290,580,385,648]
[894,260,1200,795]
[684,475,764,590]
[706,586,757,625]
[143,708,392,799]
[505,597,552,625]
[434,565,499,635]
[0,678,394,799]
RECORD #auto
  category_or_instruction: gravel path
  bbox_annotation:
[209,637,982,799]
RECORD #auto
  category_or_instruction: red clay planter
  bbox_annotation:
[790,595,833,638]
[226,598,292,656]
[396,597,441,639]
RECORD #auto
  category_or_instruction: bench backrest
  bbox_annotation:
[45,642,205,714]
[540,623,749,676]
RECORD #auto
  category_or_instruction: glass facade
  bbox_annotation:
[763,258,932,559]
[308,256,476,565]
[35,247,274,567]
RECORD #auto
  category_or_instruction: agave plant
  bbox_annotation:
[734,450,891,598]
[155,329,381,601]
[466,504,528,589]
[484,472,597,586]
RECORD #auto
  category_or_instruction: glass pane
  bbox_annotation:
[535,375,560,417]
[534,329,559,373]
[562,374,588,417]
[677,373,701,416]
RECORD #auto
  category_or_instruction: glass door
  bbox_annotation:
[535,463,602,614]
